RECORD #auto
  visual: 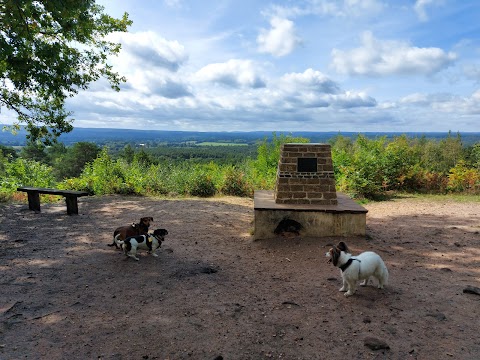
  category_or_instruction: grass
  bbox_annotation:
[400,192,480,202]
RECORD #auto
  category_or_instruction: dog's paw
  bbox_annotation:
[344,291,354,297]
[151,253,158,257]
[360,280,368,287]
[339,287,347,292]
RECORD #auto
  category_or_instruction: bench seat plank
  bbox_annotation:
[17,187,89,215]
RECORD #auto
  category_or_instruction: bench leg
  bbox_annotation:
[27,191,41,212]
[65,195,79,215]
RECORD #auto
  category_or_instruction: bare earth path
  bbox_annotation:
[1,195,479,360]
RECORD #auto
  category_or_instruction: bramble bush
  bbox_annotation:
[447,161,480,193]
[220,166,253,197]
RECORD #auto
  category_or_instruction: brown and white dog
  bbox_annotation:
[326,241,389,297]
[108,217,154,249]
[116,228,168,261]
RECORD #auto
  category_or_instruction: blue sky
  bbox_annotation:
[5,0,480,132]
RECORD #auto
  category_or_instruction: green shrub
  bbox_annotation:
[188,172,216,197]
[221,166,253,197]
[447,161,480,193]
[1,158,56,192]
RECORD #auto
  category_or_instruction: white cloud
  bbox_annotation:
[400,92,429,105]
[414,0,444,22]
[331,31,457,76]
[257,17,302,57]
[279,68,340,94]
[164,0,183,9]
[264,0,384,19]
[398,90,480,115]
[108,31,188,72]
[463,64,480,83]
[194,59,266,88]
[273,69,376,109]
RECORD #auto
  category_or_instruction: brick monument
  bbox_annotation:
[274,143,337,205]
[253,143,367,240]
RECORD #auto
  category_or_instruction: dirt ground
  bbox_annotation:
[1,194,479,360]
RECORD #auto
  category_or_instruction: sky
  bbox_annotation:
[4,0,480,133]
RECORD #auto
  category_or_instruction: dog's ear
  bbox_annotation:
[331,247,340,266]
[337,241,349,253]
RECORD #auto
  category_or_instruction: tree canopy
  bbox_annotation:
[0,0,131,144]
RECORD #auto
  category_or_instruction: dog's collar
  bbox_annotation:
[340,258,360,272]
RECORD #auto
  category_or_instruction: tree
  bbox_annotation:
[53,141,100,179]
[0,0,131,144]
[20,139,47,162]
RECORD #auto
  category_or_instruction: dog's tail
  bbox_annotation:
[115,234,124,245]
[112,233,125,248]
[108,231,119,247]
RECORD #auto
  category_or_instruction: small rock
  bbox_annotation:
[363,317,371,324]
[427,312,447,321]
[440,267,452,272]
[463,285,480,296]
[200,267,218,274]
[364,337,390,351]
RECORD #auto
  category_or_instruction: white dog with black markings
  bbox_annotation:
[115,228,168,261]
[325,241,389,297]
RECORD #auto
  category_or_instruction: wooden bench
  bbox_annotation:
[17,187,90,215]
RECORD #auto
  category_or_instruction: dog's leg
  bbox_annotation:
[339,273,348,292]
[127,254,139,261]
[344,281,357,297]
[129,245,139,261]
[377,276,385,289]
[360,277,369,286]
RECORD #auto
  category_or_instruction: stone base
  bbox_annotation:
[253,190,368,240]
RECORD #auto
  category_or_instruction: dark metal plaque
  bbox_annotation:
[297,158,317,172]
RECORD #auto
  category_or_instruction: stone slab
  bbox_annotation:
[254,190,367,240]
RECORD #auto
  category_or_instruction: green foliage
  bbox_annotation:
[120,144,135,164]
[338,135,388,198]
[1,157,56,195]
[187,172,217,197]
[331,134,479,198]
[0,144,18,159]
[467,143,480,170]
[144,144,256,165]
[64,148,122,194]
[1,0,131,144]
[133,148,157,167]
[447,161,480,193]
[53,142,101,179]
[3,133,479,202]
[421,131,464,174]
[20,140,48,162]
[220,166,253,197]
